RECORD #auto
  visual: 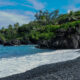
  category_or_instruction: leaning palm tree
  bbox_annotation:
[67,11,77,22]
[75,11,80,20]
[49,10,59,25]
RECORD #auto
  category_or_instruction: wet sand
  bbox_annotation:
[0,57,80,80]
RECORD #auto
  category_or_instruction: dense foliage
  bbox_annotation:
[0,10,80,45]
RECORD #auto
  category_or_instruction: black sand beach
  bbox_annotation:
[0,57,80,80]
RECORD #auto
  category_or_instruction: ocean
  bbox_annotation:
[0,45,80,78]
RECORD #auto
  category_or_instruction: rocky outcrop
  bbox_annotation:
[38,25,80,49]
[3,38,31,46]
[1,23,80,48]
[0,38,6,45]
[20,38,31,45]
[4,39,21,46]
[0,38,4,44]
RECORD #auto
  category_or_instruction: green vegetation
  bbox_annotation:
[0,10,80,44]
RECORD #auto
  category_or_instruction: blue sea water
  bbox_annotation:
[0,45,53,58]
[0,45,80,78]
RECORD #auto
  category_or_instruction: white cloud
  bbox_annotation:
[73,0,80,3]
[25,11,35,16]
[63,3,80,13]
[67,5,80,12]
[23,4,33,8]
[26,0,46,10]
[0,1,16,6]
[63,0,80,13]
[0,11,32,28]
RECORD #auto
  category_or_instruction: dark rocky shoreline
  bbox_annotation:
[0,57,80,80]
[1,24,80,50]
[38,25,80,49]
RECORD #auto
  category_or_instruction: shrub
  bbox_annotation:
[0,33,6,42]
[39,32,55,40]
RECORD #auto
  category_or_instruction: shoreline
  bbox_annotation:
[0,57,80,80]
[0,49,80,79]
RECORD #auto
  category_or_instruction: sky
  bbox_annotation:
[0,0,80,28]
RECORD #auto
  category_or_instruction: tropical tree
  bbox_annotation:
[14,23,19,30]
[67,11,77,22]
[75,11,80,19]
[1,27,5,34]
[35,10,59,25]
[49,10,59,24]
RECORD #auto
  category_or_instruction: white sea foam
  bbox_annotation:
[0,49,80,78]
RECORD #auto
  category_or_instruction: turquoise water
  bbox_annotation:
[0,45,53,58]
[0,45,80,78]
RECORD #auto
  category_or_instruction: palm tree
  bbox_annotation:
[14,23,19,30]
[75,11,80,20]
[67,11,77,22]
[50,10,59,24]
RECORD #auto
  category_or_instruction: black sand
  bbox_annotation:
[0,57,80,80]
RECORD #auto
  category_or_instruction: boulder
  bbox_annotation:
[0,38,6,44]
[38,40,49,48]
[4,39,21,46]
[0,38,4,44]
[20,38,31,45]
